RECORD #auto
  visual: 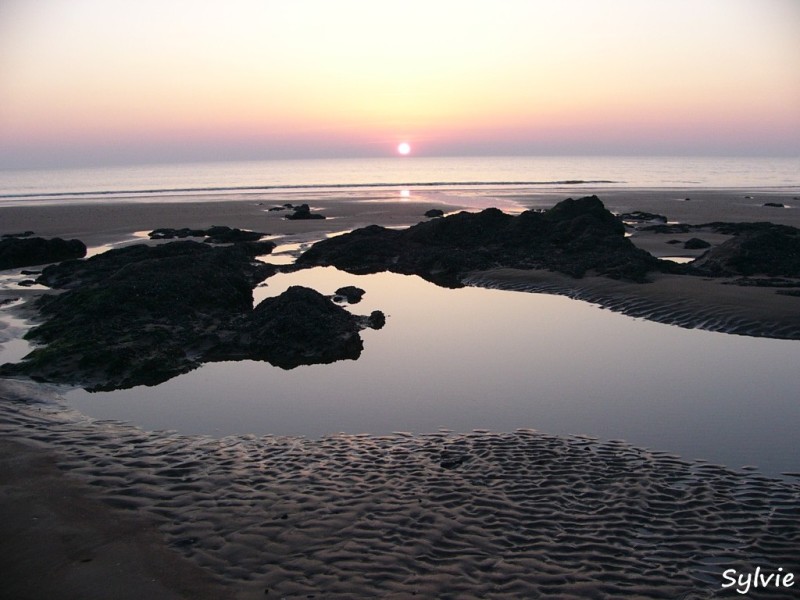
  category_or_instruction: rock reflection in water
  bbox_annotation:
[67,267,800,478]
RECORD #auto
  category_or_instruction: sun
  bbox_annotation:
[397,142,411,155]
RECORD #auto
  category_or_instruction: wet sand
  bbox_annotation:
[2,186,800,597]
[2,379,799,599]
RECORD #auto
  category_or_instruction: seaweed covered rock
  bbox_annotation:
[297,196,665,285]
[234,286,373,368]
[2,241,382,390]
[688,225,800,278]
[0,236,86,270]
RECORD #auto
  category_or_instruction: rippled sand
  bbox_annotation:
[466,269,800,340]
[2,380,798,599]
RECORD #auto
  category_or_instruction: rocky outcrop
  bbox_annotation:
[285,204,326,220]
[149,225,270,245]
[0,236,86,270]
[296,196,666,286]
[1,241,383,390]
[688,225,800,278]
[222,286,371,369]
[424,209,445,218]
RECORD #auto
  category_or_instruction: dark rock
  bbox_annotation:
[689,224,800,278]
[285,204,325,220]
[698,222,789,235]
[238,240,277,256]
[37,241,224,289]
[18,280,38,287]
[666,239,682,245]
[2,241,381,390]
[149,226,268,244]
[149,227,207,240]
[641,223,692,234]
[297,196,666,285]
[424,209,445,218]
[619,211,667,223]
[727,277,800,288]
[334,286,365,303]
[683,238,711,250]
[366,310,386,330]
[203,226,266,244]
[0,237,86,270]
[763,202,785,208]
[237,286,369,369]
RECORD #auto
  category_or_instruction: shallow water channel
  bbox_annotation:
[60,266,800,478]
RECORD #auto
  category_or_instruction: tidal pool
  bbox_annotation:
[65,267,800,477]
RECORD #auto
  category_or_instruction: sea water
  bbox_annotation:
[2,155,799,202]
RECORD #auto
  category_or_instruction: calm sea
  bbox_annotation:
[1,155,798,202]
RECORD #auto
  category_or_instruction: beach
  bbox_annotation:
[2,187,800,598]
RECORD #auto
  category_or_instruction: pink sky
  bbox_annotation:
[1,0,798,168]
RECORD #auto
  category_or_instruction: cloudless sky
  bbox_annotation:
[1,0,798,168]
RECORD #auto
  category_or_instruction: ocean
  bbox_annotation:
[1,155,799,202]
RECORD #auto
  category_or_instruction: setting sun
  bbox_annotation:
[397,142,411,156]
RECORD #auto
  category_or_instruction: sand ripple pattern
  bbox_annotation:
[464,273,800,340]
[1,383,798,599]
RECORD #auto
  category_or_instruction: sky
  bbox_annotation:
[1,0,799,168]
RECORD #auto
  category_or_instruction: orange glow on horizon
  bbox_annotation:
[1,0,798,166]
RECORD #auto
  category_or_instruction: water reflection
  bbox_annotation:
[66,267,800,477]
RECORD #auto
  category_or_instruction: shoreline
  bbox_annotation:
[1,185,798,246]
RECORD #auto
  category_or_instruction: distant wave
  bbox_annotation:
[0,180,620,200]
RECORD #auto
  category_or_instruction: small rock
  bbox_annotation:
[424,209,445,218]
[367,310,386,330]
[285,204,326,220]
[619,211,667,223]
[335,286,365,303]
[763,202,785,208]
[683,238,711,250]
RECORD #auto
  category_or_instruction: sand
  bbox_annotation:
[2,186,800,598]
[2,379,799,599]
